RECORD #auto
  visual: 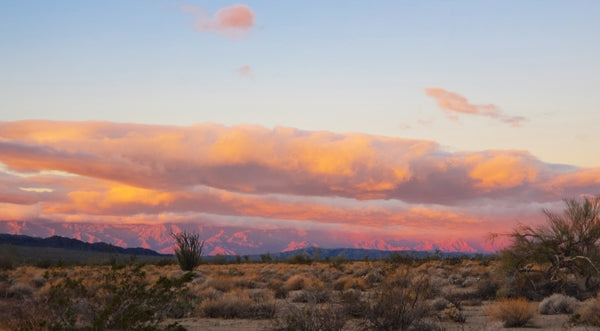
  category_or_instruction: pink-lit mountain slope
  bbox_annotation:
[0,221,488,255]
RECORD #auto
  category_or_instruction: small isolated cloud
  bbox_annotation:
[425,88,526,126]
[182,4,255,39]
[417,118,434,127]
[236,65,253,79]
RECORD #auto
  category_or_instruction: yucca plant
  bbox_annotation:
[172,231,204,271]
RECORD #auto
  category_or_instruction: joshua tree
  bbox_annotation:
[171,231,204,271]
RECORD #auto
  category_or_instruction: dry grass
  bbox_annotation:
[4,258,593,330]
[486,297,536,327]
[284,274,307,291]
[199,290,276,319]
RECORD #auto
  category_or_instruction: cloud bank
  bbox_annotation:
[0,120,598,250]
[425,88,526,126]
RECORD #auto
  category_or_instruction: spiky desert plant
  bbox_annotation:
[172,231,204,271]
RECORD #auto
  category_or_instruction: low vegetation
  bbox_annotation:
[486,298,536,327]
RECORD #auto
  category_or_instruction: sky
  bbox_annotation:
[1,1,600,252]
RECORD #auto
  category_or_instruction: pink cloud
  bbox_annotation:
[182,4,255,39]
[425,88,526,126]
[236,65,253,78]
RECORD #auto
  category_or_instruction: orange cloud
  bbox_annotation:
[464,151,539,190]
[182,4,255,39]
[1,120,598,204]
[425,88,526,126]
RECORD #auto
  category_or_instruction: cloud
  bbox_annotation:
[425,88,526,126]
[0,120,599,250]
[182,4,255,39]
[236,65,253,78]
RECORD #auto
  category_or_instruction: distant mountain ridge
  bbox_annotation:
[0,233,163,256]
[0,221,495,255]
[0,233,488,262]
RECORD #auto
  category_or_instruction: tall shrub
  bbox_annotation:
[172,231,204,271]
[497,195,600,298]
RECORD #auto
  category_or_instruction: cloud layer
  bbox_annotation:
[425,88,526,126]
[0,120,598,250]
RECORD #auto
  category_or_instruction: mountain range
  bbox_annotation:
[0,233,484,262]
[0,220,490,255]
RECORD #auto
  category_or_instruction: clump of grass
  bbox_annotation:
[275,303,346,331]
[199,291,275,319]
[206,276,234,292]
[332,275,367,291]
[539,293,580,315]
[285,274,307,291]
[7,283,34,298]
[486,297,536,327]
[291,285,331,304]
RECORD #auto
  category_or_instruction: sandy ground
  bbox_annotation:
[169,304,600,331]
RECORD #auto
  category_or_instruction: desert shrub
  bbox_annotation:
[448,274,463,285]
[570,294,600,326]
[200,292,275,319]
[340,289,368,318]
[329,255,347,271]
[32,274,47,288]
[486,298,536,328]
[495,196,600,298]
[3,265,193,330]
[430,297,451,311]
[210,254,229,265]
[287,254,313,265]
[275,303,346,331]
[7,283,34,298]
[153,258,176,267]
[440,303,466,323]
[0,245,16,270]
[291,286,331,304]
[474,279,499,300]
[172,231,204,271]
[360,268,431,331]
[234,277,257,289]
[92,266,194,329]
[35,259,54,269]
[248,288,272,302]
[538,293,580,314]
[333,275,367,291]
[285,274,307,291]
[363,269,385,285]
[206,277,234,292]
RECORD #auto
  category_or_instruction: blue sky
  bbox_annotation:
[1,0,599,166]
